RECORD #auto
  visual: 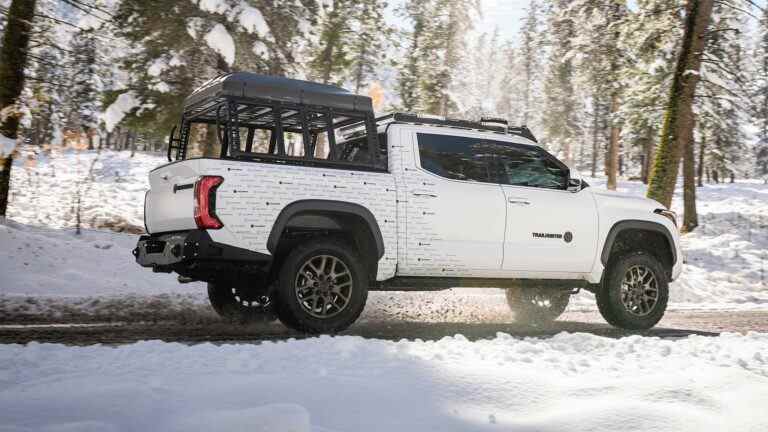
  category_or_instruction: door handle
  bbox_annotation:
[412,191,438,198]
[507,198,531,206]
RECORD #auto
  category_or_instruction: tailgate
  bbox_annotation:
[144,160,200,234]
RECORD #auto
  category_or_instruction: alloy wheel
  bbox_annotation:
[294,255,353,319]
[620,264,659,317]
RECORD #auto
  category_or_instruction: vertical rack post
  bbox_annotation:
[326,109,337,160]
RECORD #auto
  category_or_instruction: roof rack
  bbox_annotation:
[375,112,538,143]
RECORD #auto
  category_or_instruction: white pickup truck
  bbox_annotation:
[134,72,683,333]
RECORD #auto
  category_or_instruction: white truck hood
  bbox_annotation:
[589,188,663,212]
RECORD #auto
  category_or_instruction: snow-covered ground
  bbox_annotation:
[1,332,767,431]
[1,147,767,321]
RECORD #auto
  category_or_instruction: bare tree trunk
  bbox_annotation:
[203,125,219,158]
[697,131,705,187]
[641,126,655,184]
[591,98,600,178]
[682,126,698,232]
[647,0,714,208]
[0,0,37,217]
[129,132,136,157]
[606,93,621,190]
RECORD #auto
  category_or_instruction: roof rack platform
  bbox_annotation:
[375,112,538,143]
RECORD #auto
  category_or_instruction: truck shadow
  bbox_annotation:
[0,319,719,345]
[344,320,720,341]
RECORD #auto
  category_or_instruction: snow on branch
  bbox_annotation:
[101,92,141,132]
[204,23,235,66]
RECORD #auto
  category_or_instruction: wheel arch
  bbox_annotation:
[267,199,385,260]
[601,220,676,274]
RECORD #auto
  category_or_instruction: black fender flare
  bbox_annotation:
[267,199,385,259]
[600,220,677,265]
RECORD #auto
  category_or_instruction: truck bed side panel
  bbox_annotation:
[198,159,398,281]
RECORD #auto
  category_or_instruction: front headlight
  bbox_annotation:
[654,208,677,227]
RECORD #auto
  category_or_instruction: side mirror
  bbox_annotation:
[567,177,582,193]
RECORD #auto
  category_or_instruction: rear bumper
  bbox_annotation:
[133,230,272,276]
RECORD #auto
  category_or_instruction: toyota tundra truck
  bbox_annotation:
[134,72,683,333]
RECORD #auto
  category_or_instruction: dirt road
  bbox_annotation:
[2,310,766,345]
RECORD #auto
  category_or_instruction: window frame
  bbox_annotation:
[493,143,571,191]
[412,130,571,190]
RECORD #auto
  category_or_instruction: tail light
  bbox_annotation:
[194,176,224,229]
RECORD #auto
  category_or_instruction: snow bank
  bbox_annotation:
[0,219,194,297]
[101,92,141,132]
[204,23,235,66]
[1,332,767,431]
[7,149,159,230]
[588,177,768,307]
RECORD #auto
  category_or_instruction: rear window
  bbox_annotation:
[336,133,388,165]
[416,133,497,183]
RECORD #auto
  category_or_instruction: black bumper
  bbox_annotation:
[133,230,272,279]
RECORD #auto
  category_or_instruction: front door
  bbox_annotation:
[493,144,598,273]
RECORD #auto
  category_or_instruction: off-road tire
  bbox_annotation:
[596,251,669,330]
[207,283,276,323]
[274,237,368,334]
[506,287,570,324]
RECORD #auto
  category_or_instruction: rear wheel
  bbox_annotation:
[596,251,669,330]
[207,283,276,323]
[274,238,368,334]
[505,287,570,324]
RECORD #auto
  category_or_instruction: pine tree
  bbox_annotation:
[27,46,64,147]
[0,0,37,217]
[112,0,315,144]
[647,0,715,209]
[418,0,479,116]
[620,0,682,183]
[348,0,390,93]
[494,41,522,123]
[518,0,543,127]
[753,7,768,179]
[542,0,580,165]
[309,0,354,85]
[451,30,503,119]
[569,0,629,188]
[397,0,429,112]
[696,1,748,184]
[67,28,99,150]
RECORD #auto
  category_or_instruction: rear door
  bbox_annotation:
[144,160,201,234]
[494,144,598,273]
[400,130,507,276]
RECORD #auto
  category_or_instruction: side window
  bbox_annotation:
[337,134,387,164]
[493,145,568,190]
[416,133,495,183]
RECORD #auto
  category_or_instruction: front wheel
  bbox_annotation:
[596,251,669,330]
[274,238,368,334]
[506,287,570,324]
